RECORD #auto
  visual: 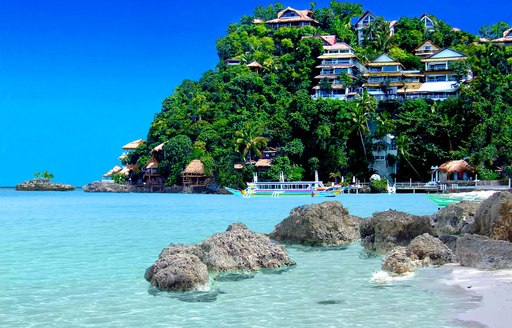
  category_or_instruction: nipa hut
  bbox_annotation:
[122,139,144,151]
[181,160,209,186]
[438,160,473,181]
[103,165,122,178]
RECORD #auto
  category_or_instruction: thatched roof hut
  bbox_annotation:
[181,160,209,186]
[439,160,473,174]
[122,139,144,150]
[103,165,122,177]
[119,164,139,176]
[182,160,205,176]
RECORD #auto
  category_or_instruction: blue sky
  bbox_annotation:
[0,0,510,186]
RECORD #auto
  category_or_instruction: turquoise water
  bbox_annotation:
[0,190,473,327]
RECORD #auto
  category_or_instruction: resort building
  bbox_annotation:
[312,36,364,100]
[420,14,436,32]
[355,11,376,46]
[266,7,319,29]
[438,159,474,181]
[369,134,397,181]
[362,53,423,101]
[181,160,210,187]
[354,11,396,46]
[414,40,441,58]
[120,139,144,161]
[492,28,512,46]
[417,48,471,100]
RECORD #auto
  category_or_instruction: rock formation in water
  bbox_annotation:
[382,233,454,275]
[269,201,360,246]
[15,178,75,191]
[431,200,479,235]
[456,234,512,270]
[82,181,133,192]
[145,253,209,292]
[359,210,432,253]
[468,191,512,242]
[145,223,295,291]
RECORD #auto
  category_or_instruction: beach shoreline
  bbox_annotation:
[439,264,512,328]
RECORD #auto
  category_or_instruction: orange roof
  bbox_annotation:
[439,160,473,173]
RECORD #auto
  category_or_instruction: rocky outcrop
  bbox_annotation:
[269,201,360,246]
[360,210,432,253]
[145,223,295,291]
[144,253,209,292]
[382,247,415,274]
[431,201,479,235]
[469,191,512,242]
[456,234,512,270]
[407,233,455,266]
[16,178,75,191]
[382,233,455,275]
[82,181,133,192]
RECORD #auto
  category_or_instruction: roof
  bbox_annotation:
[355,11,376,27]
[491,28,512,43]
[318,53,357,59]
[320,35,337,46]
[397,82,423,93]
[413,39,441,52]
[255,159,272,167]
[439,160,473,173]
[103,165,122,177]
[324,42,353,51]
[422,48,467,62]
[152,142,166,153]
[119,164,139,176]
[247,61,262,68]
[234,164,243,170]
[417,81,459,93]
[266,7,319,25]
[146,157,159,169]
[181,160,205,175]
[122,139,144,150]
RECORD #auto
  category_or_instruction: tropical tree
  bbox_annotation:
[351,90,377,157]
[394,134,422,179]
[235,122,268,163]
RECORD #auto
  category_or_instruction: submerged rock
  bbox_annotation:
[431,201,479,235]
[269,201,360,246]
[145,253,208,292]
[456,234,512,270]
[145,223,295,291]
[16,178,75,191]
[469,191,512,242]
[82,181,133,192]
[360,210,432,253]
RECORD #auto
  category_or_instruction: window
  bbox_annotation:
[382,65,399,72]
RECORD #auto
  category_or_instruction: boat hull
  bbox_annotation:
[225,187,336,198]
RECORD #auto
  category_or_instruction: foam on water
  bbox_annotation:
[0,190,472,327]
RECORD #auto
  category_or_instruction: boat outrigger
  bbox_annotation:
[226,172,341,198]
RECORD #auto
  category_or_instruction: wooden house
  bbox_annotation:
[181,160,209,186]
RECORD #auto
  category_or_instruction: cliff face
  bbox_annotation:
[16,178,75,191]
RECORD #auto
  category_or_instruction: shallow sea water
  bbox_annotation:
[0,190,476,327]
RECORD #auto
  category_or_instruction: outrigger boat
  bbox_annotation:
[426,190,497,207]
[226,172,341,198]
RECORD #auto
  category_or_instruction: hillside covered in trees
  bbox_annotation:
[123,1,512,189]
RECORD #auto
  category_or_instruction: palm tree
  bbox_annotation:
[235,122,268,164]
[394,134,422,179]
[351,90,377,157]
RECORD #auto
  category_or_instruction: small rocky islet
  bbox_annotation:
[146,191,512,292]
[15,178,75,191]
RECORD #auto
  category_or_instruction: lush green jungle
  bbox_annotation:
[123,1,512,188]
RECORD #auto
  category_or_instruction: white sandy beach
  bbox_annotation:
[441,264,512,328]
